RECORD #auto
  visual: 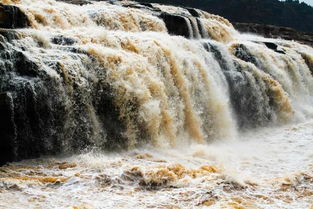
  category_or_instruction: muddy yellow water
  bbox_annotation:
[1,120,313,209]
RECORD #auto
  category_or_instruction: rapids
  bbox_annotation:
[0,0,313,208]
[0,120,312,209]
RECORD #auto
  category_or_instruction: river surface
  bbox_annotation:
[1,120,312,209]
[1,1,313,208]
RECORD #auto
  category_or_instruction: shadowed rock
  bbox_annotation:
[0,32,130,165]
[186,7,201,18]
[263,42,285,54]
[204,42,273,128]
[232,44,259,66]
[56,0,92,5]
[0,4,29,28]
[52,35,77,46]
[159,12,192,38]
[233,22,313,47]
[0,92,16,165]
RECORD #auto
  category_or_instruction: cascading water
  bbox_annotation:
[0,0,313,208]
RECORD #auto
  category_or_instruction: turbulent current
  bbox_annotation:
[0,0,313,208]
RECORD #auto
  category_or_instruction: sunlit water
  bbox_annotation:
[1,120,312,209]
[1,1,313,208]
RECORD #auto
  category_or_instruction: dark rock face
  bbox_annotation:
[232,44,259,66]
[159,12,193,38]
[0,30,131,165]
[135,0,313,33]
[119,1,202,39]
[186,7,201,18]
[56,0,92,5]
[204,42,273,128]
[0,4,30,28]
[263,42,285,54]
[50,1,313,45]
[0,92,16,165]
[233,22,313,47]
[0,1,168,166]
[51,35,77,46]
[158,10,207,39]
[56,0,204,39]
[0,33,63,163]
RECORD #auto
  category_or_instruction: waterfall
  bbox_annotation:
[0,0,313,165]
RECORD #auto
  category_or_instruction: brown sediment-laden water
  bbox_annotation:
[0,0,313,208]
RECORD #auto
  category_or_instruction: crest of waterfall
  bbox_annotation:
[0,0,313,164]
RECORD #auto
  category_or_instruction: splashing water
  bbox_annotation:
[0,120,312,209]
[0,0,313,208]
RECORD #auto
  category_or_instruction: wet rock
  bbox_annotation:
[263,42,277,51]
[0,4,29,29]
[0,34,132,165]
[263,42,285,54]
[116,1,161,12]
[232,44,258,65]
[92,82,129,150]
[15,51,41,77]
[233,22,313,47]
[186,7,201,18]
[229,60,273,128]
[57,0,121,6]
[159,12,192,38]
[197,18,207,38]
[0,29,20,42]
[138,2,154,8]
[205,42,274,128]
[0,42,64,165]
[0,92,16,165]
[51,35,77,46]
[56,0,92,5]
[121,2,152,10]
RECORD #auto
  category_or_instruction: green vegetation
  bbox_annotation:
[136,0,313,32]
